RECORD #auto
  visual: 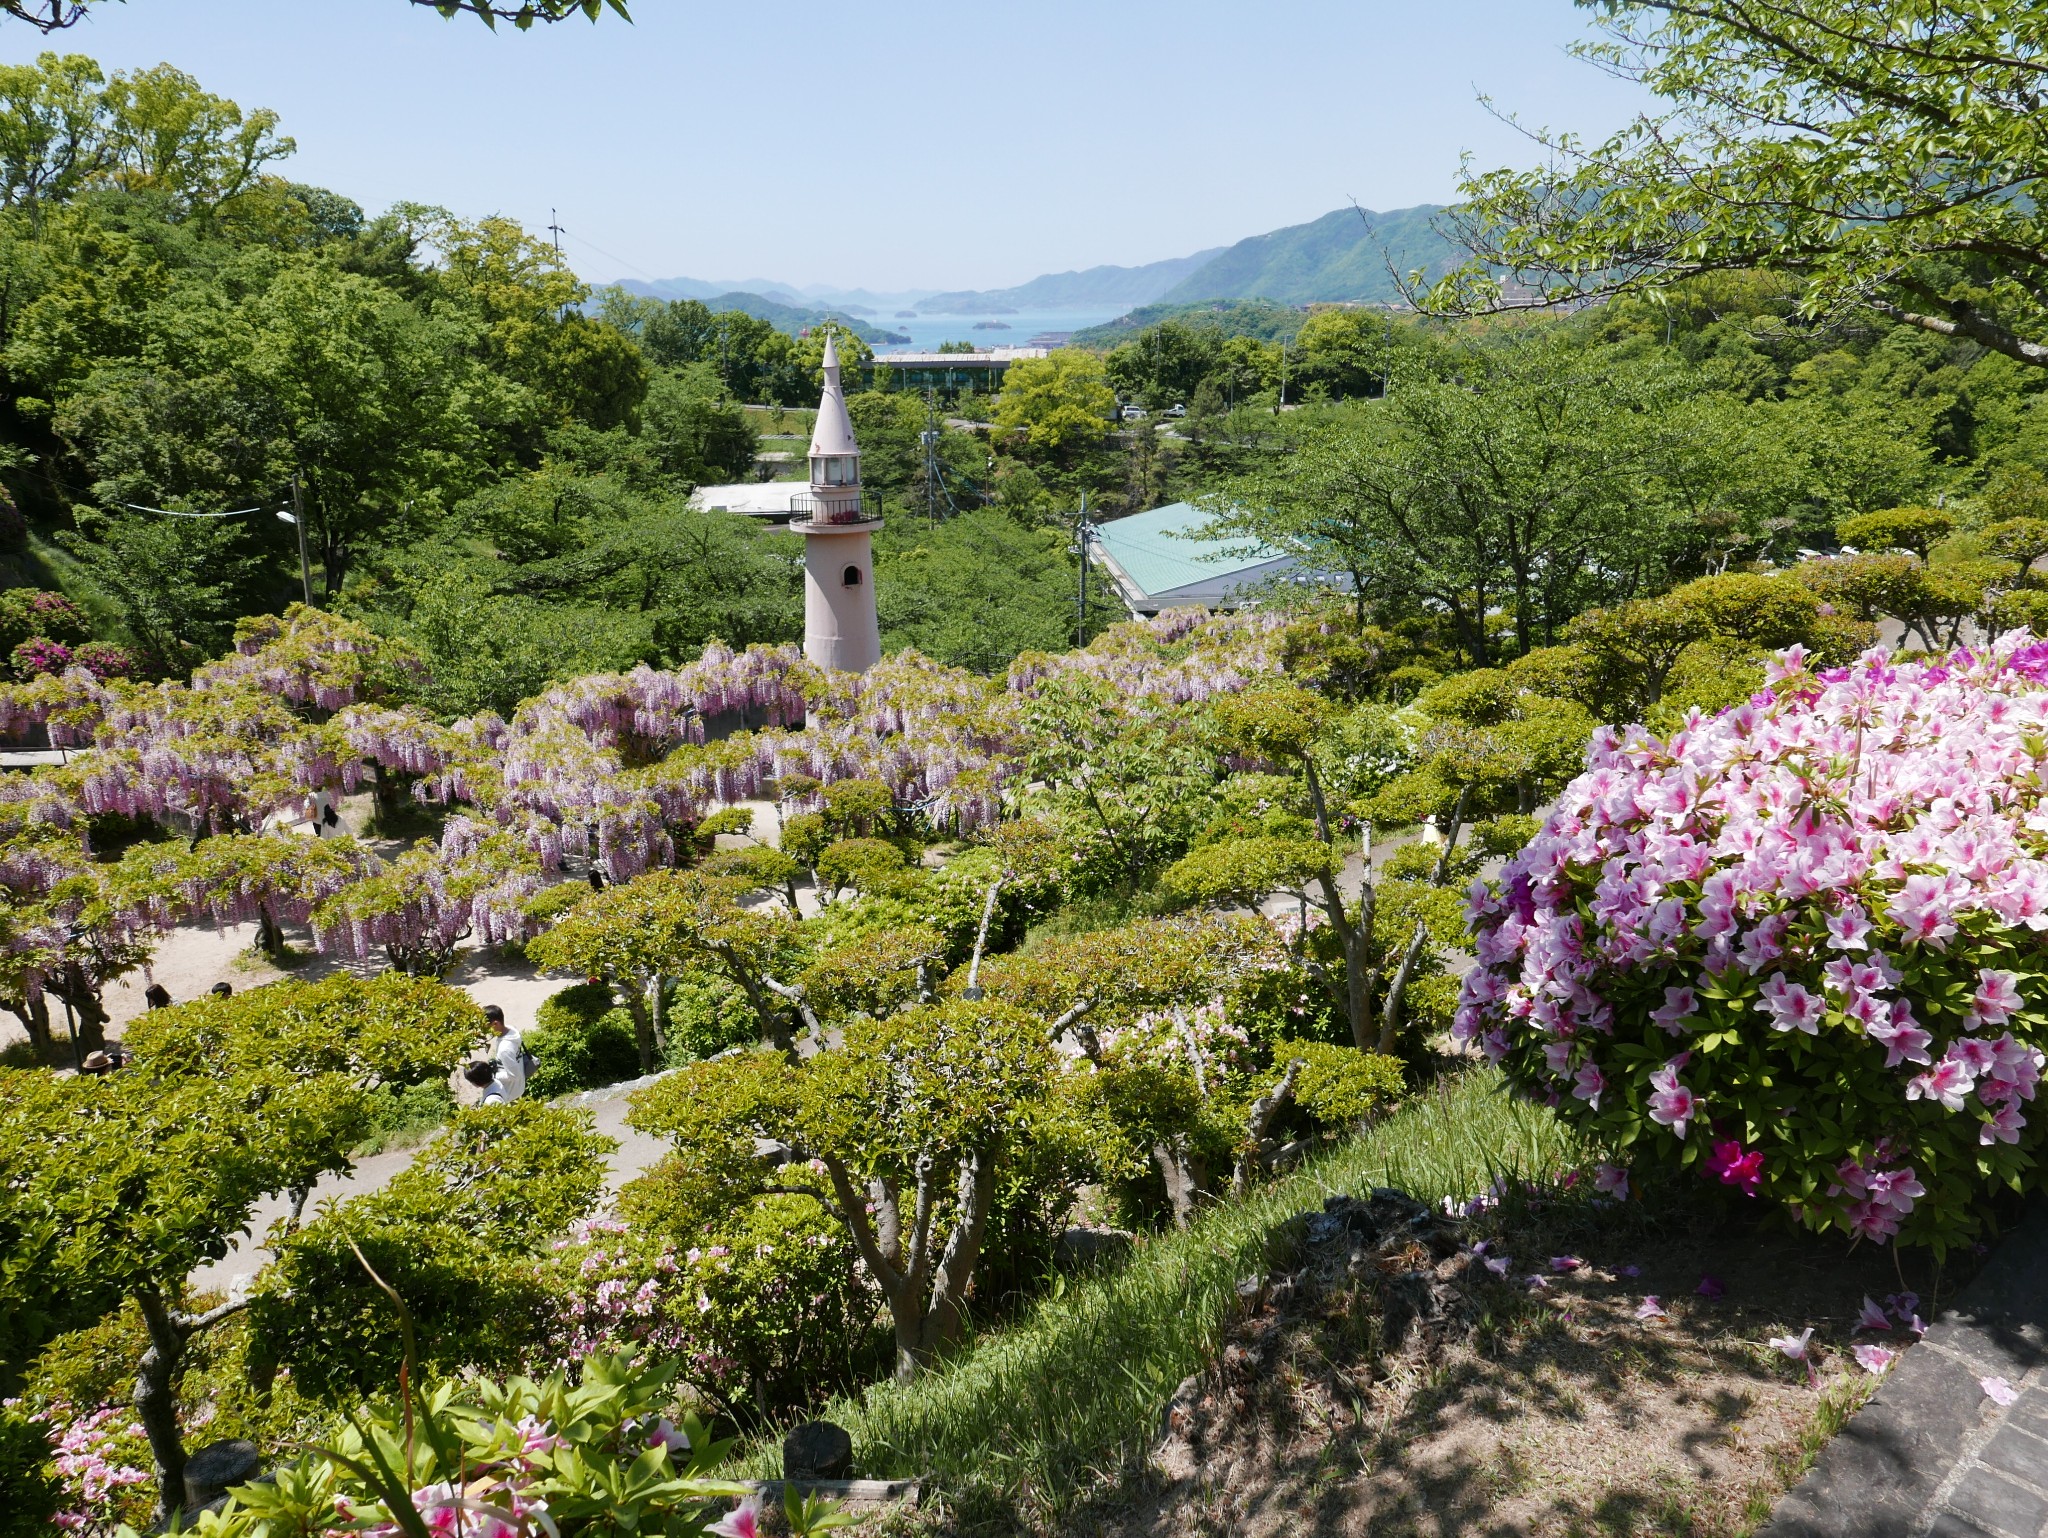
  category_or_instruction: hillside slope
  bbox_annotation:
[915,249,1228,315]
[1157,205,1465,306]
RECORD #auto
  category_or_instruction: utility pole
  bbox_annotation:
[281,474,313,606]
[1075,490,1090,647]
[547,207,564,256]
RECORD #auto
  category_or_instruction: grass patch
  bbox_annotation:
[763,1070,1582,1516]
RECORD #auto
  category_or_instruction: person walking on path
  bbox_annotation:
[479,1003,531,1105]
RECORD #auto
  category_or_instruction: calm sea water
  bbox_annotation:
[865,307,1128,353]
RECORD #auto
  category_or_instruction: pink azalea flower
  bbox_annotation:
[1854,1344,1897,1375]
[1907,1057,1975,1112]
[1769,1326,1815,1362]
[1855,1297,1892,1333]
[1983,1376,2020,1407]
[1651,986,1698,1034]
[1571,1060,1607,1110]
[1484,1255,1512,1276]
[646,1417,692,1455]
[1648,1059,1701,1138]
[1970,968,2025,1028]
[1983,1102,2027,1145]
[1826,905,1871,951]
[1757,973,1825,1034]
[709,1498,764,1538]
[1636,1296,1668,1322]
[1550,1255,1583,1273]
[1593,1162,1630,1198]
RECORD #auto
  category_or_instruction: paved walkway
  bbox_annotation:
[1765,1203,2048,1538]
[189,1074,674,1297]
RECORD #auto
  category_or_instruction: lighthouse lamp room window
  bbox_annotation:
[799,332,883,676]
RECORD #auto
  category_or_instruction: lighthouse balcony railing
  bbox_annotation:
[788,490,879,524]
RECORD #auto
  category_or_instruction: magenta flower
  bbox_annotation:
[1636,1296,1668,1322]
[1856,1297,1892,1333]
[1484,1255,1512,1276]
[1550,1255,1583,1273]
[1854,1344,1898,1375]
[1593,1162,1631,1198]
[1703,1140,1765,1196]
[1696,1274,1726,1298]
[1826,905,1872,951]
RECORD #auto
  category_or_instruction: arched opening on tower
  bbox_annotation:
[842,565,863,588]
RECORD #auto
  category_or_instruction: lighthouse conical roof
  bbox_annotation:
[808,332,859,458]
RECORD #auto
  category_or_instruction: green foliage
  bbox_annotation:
[763,1072,1580,1521]
[549,1194,883,1419]
[659,972,759,1063]
[527,981,642,1098]
[1283,1039,1406,1128]
[1161,835,1331,908]
[0,1403,58,1536]
[1434,2,2048,371]
[249,1101,613,1402]
[1837,506,1955,559]
[189,1352,852,1538]
[992,349,1116,462]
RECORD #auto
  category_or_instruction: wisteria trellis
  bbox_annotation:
[0,605,1286,1000]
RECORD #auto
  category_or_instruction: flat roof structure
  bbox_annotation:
[687,482,810,519]
[870,346,1049,391]
[1089,502,1304,615]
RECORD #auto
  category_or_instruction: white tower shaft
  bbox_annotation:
[800,333,882,675]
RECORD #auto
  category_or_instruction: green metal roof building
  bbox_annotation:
[1089,502,1302,616]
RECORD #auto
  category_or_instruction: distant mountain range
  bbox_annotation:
[609,283,910,345]
[912,248,1229,316]
[1156,205,1462,307]
[617,202,1470,339]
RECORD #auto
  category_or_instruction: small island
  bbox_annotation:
[972,319,1012,331]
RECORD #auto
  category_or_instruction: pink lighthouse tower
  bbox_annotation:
[798,333,882,675]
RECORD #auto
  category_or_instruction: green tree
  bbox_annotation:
[1434,2,2048,368]
[993,348,1116,461]
[628,996,1070,1379]
[0,973,480,1522]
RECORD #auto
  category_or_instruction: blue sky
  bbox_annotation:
[2,0,1656,292]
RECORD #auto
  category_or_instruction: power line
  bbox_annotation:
[119,501,274,519]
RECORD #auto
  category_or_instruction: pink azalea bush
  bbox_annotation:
[547,1198,878,1419]
[1456,638,2048,1250]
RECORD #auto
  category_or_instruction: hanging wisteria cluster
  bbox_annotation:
[0,605,1286,995]
[1456,638,2048,1249]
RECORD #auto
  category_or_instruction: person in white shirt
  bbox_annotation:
[480,1003,528,1104]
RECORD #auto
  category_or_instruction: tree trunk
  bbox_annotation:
[256,902,286,961]
[920,1147,997,1356]
[133,1290,188,1524]
[5,994,50,1059]
[57,966,107,1055]
[620,987,657,1075]
[1153,1139,1204,1228]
